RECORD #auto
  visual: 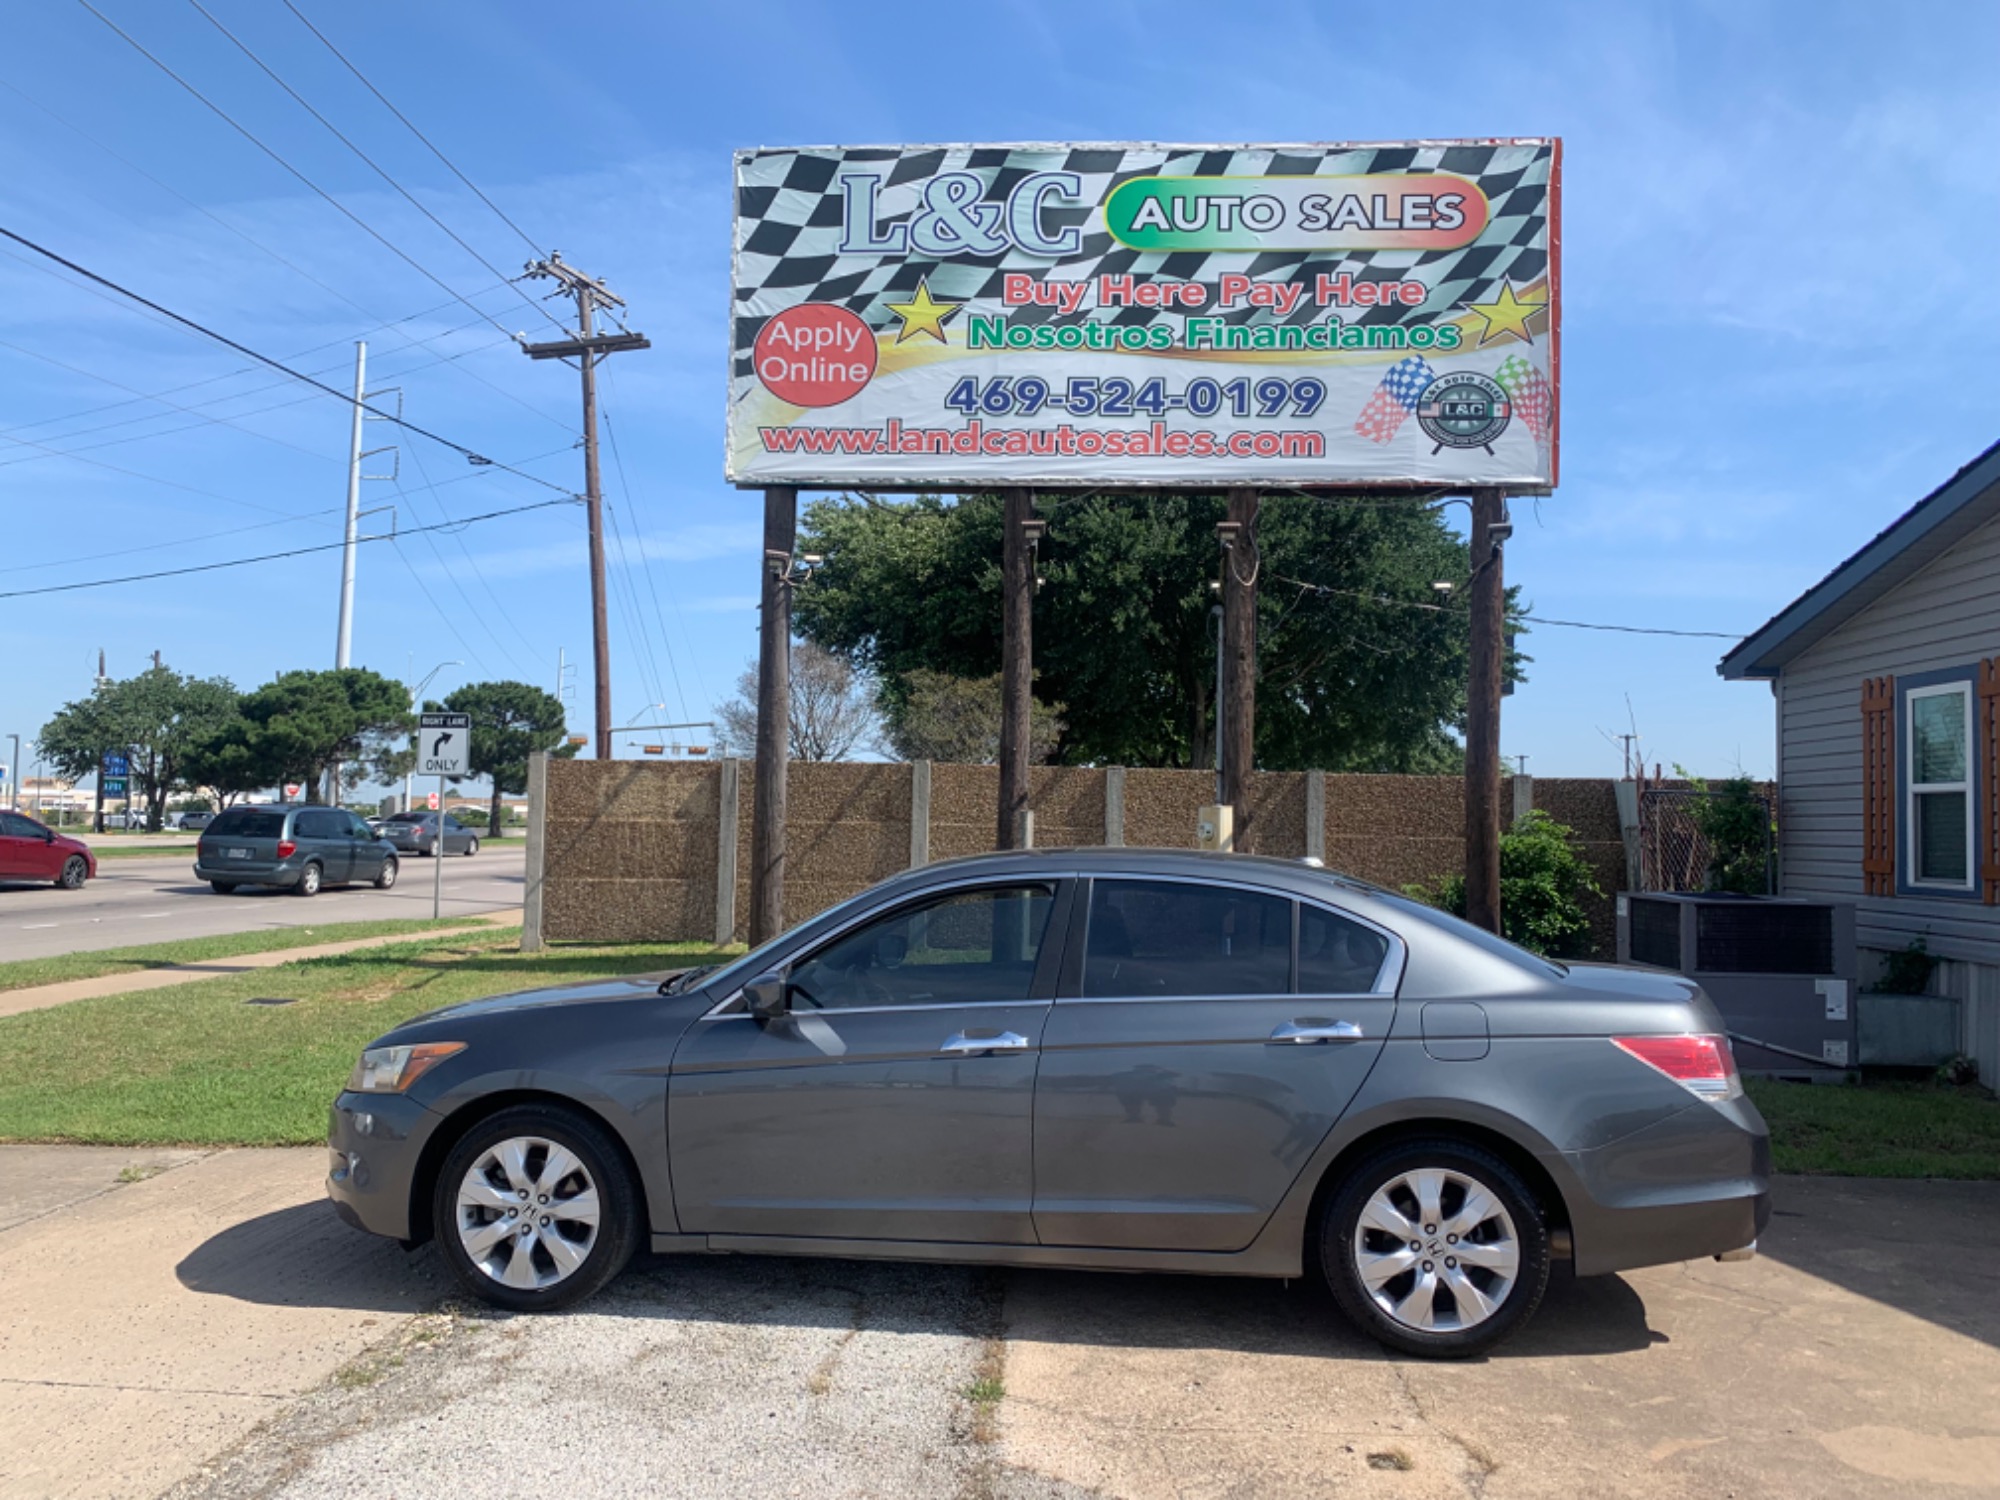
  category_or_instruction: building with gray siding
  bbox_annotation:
[1721,439,2000,1087]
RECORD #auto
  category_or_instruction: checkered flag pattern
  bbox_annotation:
[733,142,1555,393]
[1353,356,1437,444]
[1494,354,1554,443]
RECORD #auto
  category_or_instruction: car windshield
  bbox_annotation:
[1368,891,1568,978]
[207,809,286,838]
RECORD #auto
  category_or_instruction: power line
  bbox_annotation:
[0,71,571,433]
[1269,572,1744,639]
[78,0,515,342]
[184,0,563,335]
[399,434,545,677]
[0,497,575,599]
[281,0,548,259]
[0,223,572,495]
[603,402,698,719]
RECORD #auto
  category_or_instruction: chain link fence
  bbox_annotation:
[1639,785,1774,895]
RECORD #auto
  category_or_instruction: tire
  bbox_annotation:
[374,857,398,891]
[464,837,479,857]
[432,1104,641,1313]
[56,856,88,890]
[1320,1139,1550,1359]
[294,861,323,898]
[209,880,238,894]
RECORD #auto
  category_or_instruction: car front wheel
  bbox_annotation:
[464,836,478,857]
[433,1105,640,1312]
[1321,1139,1549,1359]
[56,856,88,890]
[374,857,398,890]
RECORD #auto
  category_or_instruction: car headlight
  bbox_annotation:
[347,1041,466,1093]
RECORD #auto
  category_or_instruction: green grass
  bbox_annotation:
[1748,1076,2000,1179]
[0,929,732,1146]
[90,843,199,860]
[0,919,470,994]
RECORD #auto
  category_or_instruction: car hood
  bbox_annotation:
[402,972,692,1026]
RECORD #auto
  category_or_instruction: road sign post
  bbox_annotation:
[418,713,471,921]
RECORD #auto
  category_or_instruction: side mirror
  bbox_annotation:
[743,972,789,1021]
[43,829,57,843]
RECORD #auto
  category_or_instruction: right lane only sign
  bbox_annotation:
[418,712,471,778]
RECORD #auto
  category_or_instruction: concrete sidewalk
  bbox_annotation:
[0,911,521,1020]
[0,1146,439,1500]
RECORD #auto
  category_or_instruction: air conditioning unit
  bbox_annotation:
[1615,892,1856,1077]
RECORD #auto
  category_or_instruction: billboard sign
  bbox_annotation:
[729,140,1559,490]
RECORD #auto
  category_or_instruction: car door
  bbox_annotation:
[1032,877,1402,1252]
[343,812,384,878]
[295,809,351,883]
[669,879,1069,1245]
[0,812,46,879]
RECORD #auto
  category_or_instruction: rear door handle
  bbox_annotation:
[940,1030,1032,1056]
[1269,1019,1364,1045]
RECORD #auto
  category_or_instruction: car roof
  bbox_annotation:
[883,845,1386,899]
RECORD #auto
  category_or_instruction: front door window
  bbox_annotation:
[787,884,1056,1009]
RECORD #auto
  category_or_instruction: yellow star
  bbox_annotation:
[1463,281,1546,347]
[883,277,964,345]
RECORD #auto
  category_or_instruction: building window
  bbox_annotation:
[1906,681,1973,889]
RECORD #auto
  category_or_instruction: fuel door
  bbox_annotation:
[1421,1001,1490,1061]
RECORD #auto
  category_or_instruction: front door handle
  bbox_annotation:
[1269,1019,1364,1045]
[940,1030,1032,1056]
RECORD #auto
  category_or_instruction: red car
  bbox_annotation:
[0,812,96,888]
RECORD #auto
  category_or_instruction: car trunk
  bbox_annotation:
[198,809,289,872]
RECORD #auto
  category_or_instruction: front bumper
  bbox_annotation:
[326,1091,439,1241]
[1561,1094,1772,1276]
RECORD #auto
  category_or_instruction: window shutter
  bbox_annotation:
[1981,659,2000,904]
[1860,675,1896,896]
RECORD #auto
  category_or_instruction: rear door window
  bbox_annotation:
[1083,879,1291,999]
[1298,905,1393,993]
[208,808,286,839]
[295,810,344,840]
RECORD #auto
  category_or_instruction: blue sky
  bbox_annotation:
[2,0,1996,786]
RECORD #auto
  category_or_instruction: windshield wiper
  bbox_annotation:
[658,965,716,997]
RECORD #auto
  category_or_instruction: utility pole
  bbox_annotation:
[751,489,797,943]
[335,342,366,670]
[1218,487,1260,842]
[1616,733,1638,780]
[521,254,651,761]
[997,490,1042,849]
[1464,488,1510,934]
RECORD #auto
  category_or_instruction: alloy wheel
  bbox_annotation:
[455,1136,601,1290]
[59,857,86,889]
[1352,1166,1521,1333]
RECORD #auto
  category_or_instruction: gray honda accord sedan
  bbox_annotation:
[328,848,1769,1357]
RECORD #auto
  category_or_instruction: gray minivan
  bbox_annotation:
[194,804,398,896]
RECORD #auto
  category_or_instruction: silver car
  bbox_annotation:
[327,848,1770,1358]
[378,811,480,857]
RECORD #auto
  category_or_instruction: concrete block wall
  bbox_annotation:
[535,757,1630,950]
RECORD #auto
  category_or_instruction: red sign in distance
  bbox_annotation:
[427,791,441,811]
[753,303,876,407]
[284,784,301,798]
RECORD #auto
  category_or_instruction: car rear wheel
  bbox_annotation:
[209,880,237,894]
[294,861,322,898]
[464,836,478,857]
[56,857,87,890]
[374,857,398,890]
[432,1105,640,1312]
[1320,1139,1549,1359]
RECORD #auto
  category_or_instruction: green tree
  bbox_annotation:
[880,669,1065,764]
[792,492,1522,770]
[37,668,241,830]
[435,680,575,835]
[189,668,412,805]
[1416,810,1605,959]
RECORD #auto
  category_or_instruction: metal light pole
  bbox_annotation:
[335,342,366,670]
[6,733,17,811]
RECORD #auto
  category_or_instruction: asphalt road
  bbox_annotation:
[0,845,525,962]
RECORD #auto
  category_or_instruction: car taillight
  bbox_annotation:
[277,839,297,858]
[1613,1034,1741,1102]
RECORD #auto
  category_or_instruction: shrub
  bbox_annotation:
[1873,938,1939,996]
[1410,809,1604,958]
[1680,770,1773,895]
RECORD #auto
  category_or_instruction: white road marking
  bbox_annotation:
[138,912,172,919]
[20,922,58,930]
